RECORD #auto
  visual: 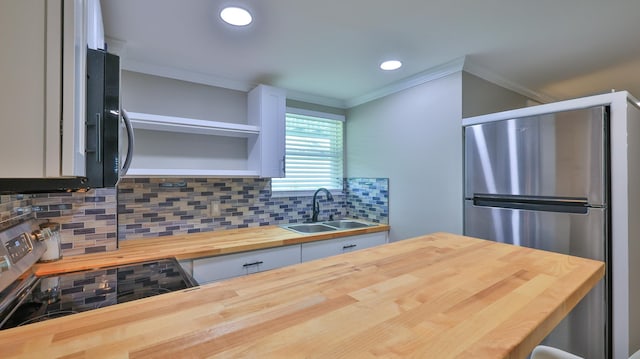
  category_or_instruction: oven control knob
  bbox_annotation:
[0,255,10,273]
[30,229,52,242]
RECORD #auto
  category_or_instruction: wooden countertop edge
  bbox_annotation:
[33,223,390,276]
[509,259,605,357]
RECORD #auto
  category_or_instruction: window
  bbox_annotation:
[272,109,344,193]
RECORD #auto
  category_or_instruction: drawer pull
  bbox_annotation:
[243,260,264,267]
[343,244,357,249]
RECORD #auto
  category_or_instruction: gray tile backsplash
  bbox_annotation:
[0,177,388,255]
[117,178,347,239]
[345,178,389,223]
[0,194,33,231]
[0,190,118,256]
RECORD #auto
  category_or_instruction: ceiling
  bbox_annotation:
[102,0,640,108]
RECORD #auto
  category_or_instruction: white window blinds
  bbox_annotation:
[272,111,344,192]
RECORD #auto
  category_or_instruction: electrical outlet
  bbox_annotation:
[210,202,221,217]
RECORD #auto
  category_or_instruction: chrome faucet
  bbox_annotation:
[311,188,333,222]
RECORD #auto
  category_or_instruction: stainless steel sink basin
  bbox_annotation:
[322,220,372,229]
[283,223,337,234]
[282,219,376,234]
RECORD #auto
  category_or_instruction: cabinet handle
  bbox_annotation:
[243,260,264,267]
[343,244,357,249]
[96,113,102,163]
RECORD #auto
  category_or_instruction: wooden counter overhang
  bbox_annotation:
[33,223,390,276]
[0,232,604,358]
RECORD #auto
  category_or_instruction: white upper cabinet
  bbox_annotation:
[248,85,286,178]
[123,76,286,178]
[0,0,87,178]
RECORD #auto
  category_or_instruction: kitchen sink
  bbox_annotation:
[322,220,372,229]
[282,219,375,234]
[283,223,337,234]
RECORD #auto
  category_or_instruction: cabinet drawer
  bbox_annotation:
[193,244,301,284]
[301,232,388,262]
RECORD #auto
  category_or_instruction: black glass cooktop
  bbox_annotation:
[0,258,195,329]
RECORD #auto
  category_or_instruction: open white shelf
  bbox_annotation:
[125,168,260,177]
[122,85,285,178]
[127,112,260,138]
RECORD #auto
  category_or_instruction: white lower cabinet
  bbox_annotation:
[193,244,301,285]
[191,231,388,285]
[301,232,388,262]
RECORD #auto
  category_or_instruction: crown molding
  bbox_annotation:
[120,55,553,110]
[344,56,467,108]
[285,90,347,109]
[462,60,556,104]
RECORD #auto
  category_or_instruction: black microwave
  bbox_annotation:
[0,48,132,194]
[85,48,125,189]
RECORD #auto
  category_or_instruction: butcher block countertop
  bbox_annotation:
[1,232,603,359]
[33,222,390,276]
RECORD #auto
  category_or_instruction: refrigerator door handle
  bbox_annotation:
[472,194,590,214]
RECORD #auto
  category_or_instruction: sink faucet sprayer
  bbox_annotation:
[311,188,334,222]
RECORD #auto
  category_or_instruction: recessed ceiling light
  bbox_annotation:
[380,60,402,71]
[220,6,252,26]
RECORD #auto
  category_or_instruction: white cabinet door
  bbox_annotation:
[301,232,388,262]
[193,245,301,285]
[0,1,56,177]
[248,84,286,178]
[61,0,87,177]
[0,0,85,178]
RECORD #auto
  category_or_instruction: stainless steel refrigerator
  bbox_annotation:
[463,105,609,358]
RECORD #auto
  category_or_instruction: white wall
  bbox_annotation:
[121,70,247,124]
[121,71,346,123]
[121,71,251,172]
[346,73,464,241]
[462,72,534,117]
